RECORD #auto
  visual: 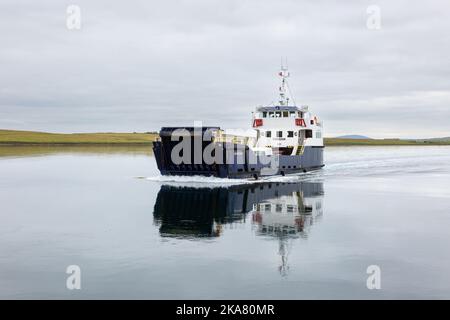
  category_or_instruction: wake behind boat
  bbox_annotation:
[153,65,324,179]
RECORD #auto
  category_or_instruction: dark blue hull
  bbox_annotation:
[153,127,324,179]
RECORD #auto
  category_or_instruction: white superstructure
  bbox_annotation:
[251,65,323,155]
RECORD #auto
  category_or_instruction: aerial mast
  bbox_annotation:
[278,58,290,106]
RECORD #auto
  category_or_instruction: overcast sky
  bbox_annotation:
[0,0,449,138]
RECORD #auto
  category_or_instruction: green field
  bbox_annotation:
[0,129,449,146]
[0,130,158,145]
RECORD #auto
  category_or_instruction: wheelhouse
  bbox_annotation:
[252,105,322,156]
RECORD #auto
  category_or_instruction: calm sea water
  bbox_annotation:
[1,145,450,299]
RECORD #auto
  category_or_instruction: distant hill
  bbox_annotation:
[335,135,372,140]
[425,137,450,142]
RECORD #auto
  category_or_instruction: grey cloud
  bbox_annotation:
[0,0,449,137]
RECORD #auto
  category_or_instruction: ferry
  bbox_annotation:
[153,65,324,179]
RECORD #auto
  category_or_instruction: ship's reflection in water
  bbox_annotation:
[153,185,250,237]
[250,183,324,276]
[153,181,324,275]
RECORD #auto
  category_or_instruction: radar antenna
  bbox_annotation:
[278,58,296,106]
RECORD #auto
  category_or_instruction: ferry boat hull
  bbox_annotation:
[152,127,324,179]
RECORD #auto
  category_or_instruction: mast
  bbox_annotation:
[278,59,291,106]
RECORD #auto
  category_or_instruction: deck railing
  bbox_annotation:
[212,130,257,147]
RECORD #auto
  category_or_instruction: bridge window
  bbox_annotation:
[262,111,267,118]
[275,111,281,117]
[305,130,313,138]
[283,111,289,117]
[287,131,294,138]
[266,131,272,138]
[290,111,296,117]
[276,131,283,138]
[269,112,275,117]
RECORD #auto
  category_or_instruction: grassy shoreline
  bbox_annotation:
[1,129,449,146]
[0,130,157,145]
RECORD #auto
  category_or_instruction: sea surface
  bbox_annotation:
[1,145,450,299]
